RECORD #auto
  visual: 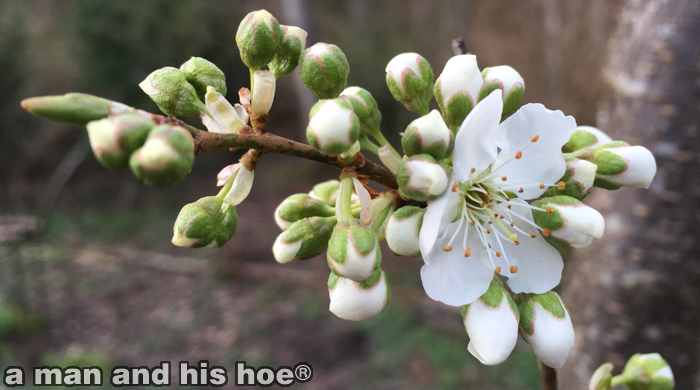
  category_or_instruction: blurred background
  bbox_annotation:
[1,0,698,388]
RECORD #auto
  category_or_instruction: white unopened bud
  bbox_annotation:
[251,70,276,116]
[328,269,390,321]
[480,65,524,117]
[327,220,381,282]
[517,291,575,369]
[272,216,336,263]
[385,206,424,257]
[434,54,484,127]
[532,196,605,249]
[401,109,454,160]
[397,154,451,201]
[306,99,361,155]
[591,143,656,189]
[385,53,434,115]
[218,163,255,206]
[462,282,519,365]
[619,353,674,390]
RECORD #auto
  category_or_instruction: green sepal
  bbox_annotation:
[269,26,306,78]
[591,146,629,175]
[140,67,204,117]
[328,220,379,265]
[516,291,567,336]
[212,203,239,247]
[282,216,337,260]
[434,82,474,127]
[401,120,454,160]
[174,196,223,248]
[310,180,341,206]
[278,194,336,224]
[562,129,600,153]
[328,271,341,290]
[386,59,433,115]
[340,87,382,135]
[180,57,227,100]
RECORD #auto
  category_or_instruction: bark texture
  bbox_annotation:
[559,0,700,388]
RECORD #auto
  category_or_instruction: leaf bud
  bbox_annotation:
[327,219,382,282]
[385,53,434,115]
[235,10,283,70]
[269,25,308,78]
[434,54,484,127]
[401,109,454,160]
[274,193,336,230]
[180,57,227,100]
[516,291,574,369]
[272,216,337,263]
[139,67,205,117]
[328,268,390,321]
[129,124,195,187]
[397,154,451,201]
[531,195,605,250]
[479,65,524,118]
[306,98,361,155]
[299,43,350,99]
[86,113,155,170]
[385,206,425,257]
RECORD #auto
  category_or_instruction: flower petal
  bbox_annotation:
[201,110,230,134]
[493,104,576,199]
[217,163,241,186]
[205,87,246,133]
[452,90,502,181]
[352,177,372,223]
[420,221,493,306]
[418,178,461,256]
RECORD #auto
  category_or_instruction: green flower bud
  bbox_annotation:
[129,124,195,187]
[328,268,390,321]
[434,54,483,126]
[236,10,283,70]
[299,43,350,99]
[272,216,337,263]
[306,98,361,155]
[269,25,308,78]
[618,353,674,390]
[139,67,205,117]
[397,154,451,201]
[309,180,341,206]
[516,291,574,369]
[588,363,613,390]
[385,206,425,257]
[478,65,525,118]
[531,196,605,251]
[86,113,155,170]
[587,142,656,190]
[180,57,227,100]
[385,53,434,115]
[327,219,381,282]
[274,193,336,230]
[562,126,613,153]
[339,87,382,135]
[172,196,238,248]
[542,156,597,200]
[401,109,454,160]
[21,93,136,126]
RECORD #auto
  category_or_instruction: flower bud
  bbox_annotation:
[543,156,597,200]
[339,87,382,135]
[269,25,308,78]
[203,86,249,134]
[589,142,657,190]
[327,219,381,282]
[385,53,434,115]
[516,291,575,369]
[309,180,341,206]
[563,126,613,153]
[274,193,336,230]
[86,114,155,170]
[306,98,361,155]
[180,57,227,100]
[378,144,401,173]
[588,363,613,390]
[397,154,451,202]
[479,65,524,118]
[235,10,283,70]
[401,109,454,160]
[328,269,390,321]
[365,194,395,240]
[139,67,205,117]
[217,163,255,206]
[531,196,605,250]
[385,206,424,257]
[434,54,484,127]
[251,70,276,116]
[272,216,337,263]
[299,43,350,99]
[172,196,238,248]
[129,124,195,187]
[462,281,519,365]
[21,93,136,126]
[619,353,674,390]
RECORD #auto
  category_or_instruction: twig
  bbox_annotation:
[539,361,558,390]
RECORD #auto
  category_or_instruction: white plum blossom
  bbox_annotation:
[201,86,249,134]
[217,163,255,206]
[419,90,577,306]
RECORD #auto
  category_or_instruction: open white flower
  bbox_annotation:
[200,86,249,134]
[419,90,576,306]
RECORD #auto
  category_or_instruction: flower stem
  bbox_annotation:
[359,135,380,155]
[610,374,633,387]
[340,176,355,222]
[216,173,235,199]
[538,360,557,390]
[249,68,257,93]
[370,129,401,159]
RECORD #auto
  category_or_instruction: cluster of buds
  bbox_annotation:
[588,353,674,390]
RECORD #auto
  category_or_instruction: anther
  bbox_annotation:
[486,204,492,208]
[488,220,492,225]
[471,167,476,173]
[539,184,545,189]
[470,220,475,226]
[518,188,524,193]
[494,266,501,275]
[531,135,539,142]
[543,228,551,237]
[479,202,485,207]
[514,240,520,245]
[530,233,537,238]
[546,207,553,213]
[501,176,507,181]
[557,181,566,190]
[515,151,522,159]
[500,215,505,219]
[485,192,492,197]
[442,246,453,252]
[506,197,511,201]
[507,205,512,209]
[494,213,499,217]
[486,228,491,234]
[496,251,501,257]
[510,265,519,273]
[510,222,515,227]
[452,183,459,192]
[464,248,471,257]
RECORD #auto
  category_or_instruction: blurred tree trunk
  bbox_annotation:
[559,0,700,388]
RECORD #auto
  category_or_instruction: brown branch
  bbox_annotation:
[539,361,558,390]
[192,127,399,190]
